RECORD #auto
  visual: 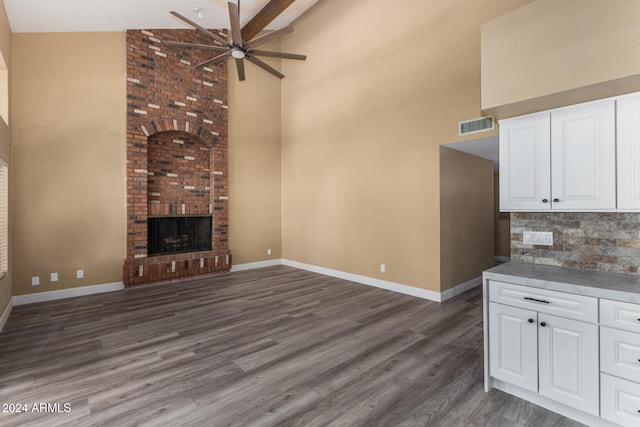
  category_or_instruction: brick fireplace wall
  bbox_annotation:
[123,29,230,286]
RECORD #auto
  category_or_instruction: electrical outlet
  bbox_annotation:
[523,231,554,246]
[380,264,386,273]
[76,269,84,279]
[267,248,272,256]
[31,276,40,286]
[51,272,58,282]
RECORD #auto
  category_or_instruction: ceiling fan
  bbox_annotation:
[164,0,306,81]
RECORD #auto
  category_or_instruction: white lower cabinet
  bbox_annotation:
[488,299,599,416]
[489,302,538,392]
[600,299,640,426]
[601,374,640,427]
[538,314,599,416]
[484,268,640,426]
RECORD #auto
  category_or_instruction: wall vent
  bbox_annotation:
[458,116,494,136]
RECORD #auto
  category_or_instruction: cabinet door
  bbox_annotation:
[489,302,538,392]
[617,93,640,210]
[499,113,551,211]
[538,314,599,416]
[551,99,616,210]
[601,373,640,427]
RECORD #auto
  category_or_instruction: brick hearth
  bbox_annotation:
[123,29,230,286]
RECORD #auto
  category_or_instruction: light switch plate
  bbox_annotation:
[523,231,553,246]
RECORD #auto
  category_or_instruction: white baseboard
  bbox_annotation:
[281,259,448,302]
[230,259,283,272]
[13,281,125,306]
[0,298,11,333]
[8,260,480,307]
[440,276,482,301]
[232,258,481,303]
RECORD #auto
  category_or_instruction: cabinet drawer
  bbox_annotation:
[601,299,640,333]
[601,326,640,383]
[488,280,597,323]
[601,373,640,427]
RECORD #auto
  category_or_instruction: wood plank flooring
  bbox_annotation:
[0,266,584,426]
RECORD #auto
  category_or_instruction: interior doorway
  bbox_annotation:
[442,135,510,264]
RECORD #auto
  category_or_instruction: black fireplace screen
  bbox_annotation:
[148,216,212,255]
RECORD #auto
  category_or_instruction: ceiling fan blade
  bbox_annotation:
[241,0,296,42]
[245,55,285,79]
[228,2,242,46]
[247,26,294,49]
[163,40,229,52]
[194,51,232,69]
[250,49,306,61]
[236,58,246,81]
[170,11,231,47]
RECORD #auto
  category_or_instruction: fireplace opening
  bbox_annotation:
[148,216,212,255]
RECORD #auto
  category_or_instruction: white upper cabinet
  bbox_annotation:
[550,100,616,210]
[617,93,640,210]
[500,98,616,211]
[499,113,551,211]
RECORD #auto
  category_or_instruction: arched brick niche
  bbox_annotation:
[147,130,212,216]
[123,29,230,286]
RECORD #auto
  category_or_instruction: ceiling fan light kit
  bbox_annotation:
[165,0,306,82]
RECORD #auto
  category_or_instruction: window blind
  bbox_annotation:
[0,160,8,273]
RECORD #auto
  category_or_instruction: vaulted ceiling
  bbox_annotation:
[4,0,321,33]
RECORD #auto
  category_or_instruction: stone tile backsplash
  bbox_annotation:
[511,212,640,274]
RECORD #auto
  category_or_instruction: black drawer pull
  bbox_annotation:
[524,296,550,304]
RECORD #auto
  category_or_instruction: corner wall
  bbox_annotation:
[440,147,494,291]
[280,0,531,292]
[228,41,282,266]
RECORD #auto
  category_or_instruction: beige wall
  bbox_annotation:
[0,0,10,319]
[482,0,640,118]
[439,147,494,291]
[494,173,510,258]
[280,0,530,292]
[12,33,126,296]
[228,42,282,265]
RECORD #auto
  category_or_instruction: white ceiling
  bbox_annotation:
[4,0,321,33]
[445,136,499,171]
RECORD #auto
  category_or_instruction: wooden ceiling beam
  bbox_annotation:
[241,0,296,43]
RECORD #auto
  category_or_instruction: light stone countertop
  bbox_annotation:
[484,261,640,304]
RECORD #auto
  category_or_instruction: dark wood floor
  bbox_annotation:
[0,266,583,426]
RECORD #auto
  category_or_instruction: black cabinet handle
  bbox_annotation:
[553,198,560,203]
[524,296,550,304]
[542,198,549,203]
[528,318,534,323]
[540,322,547,327]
